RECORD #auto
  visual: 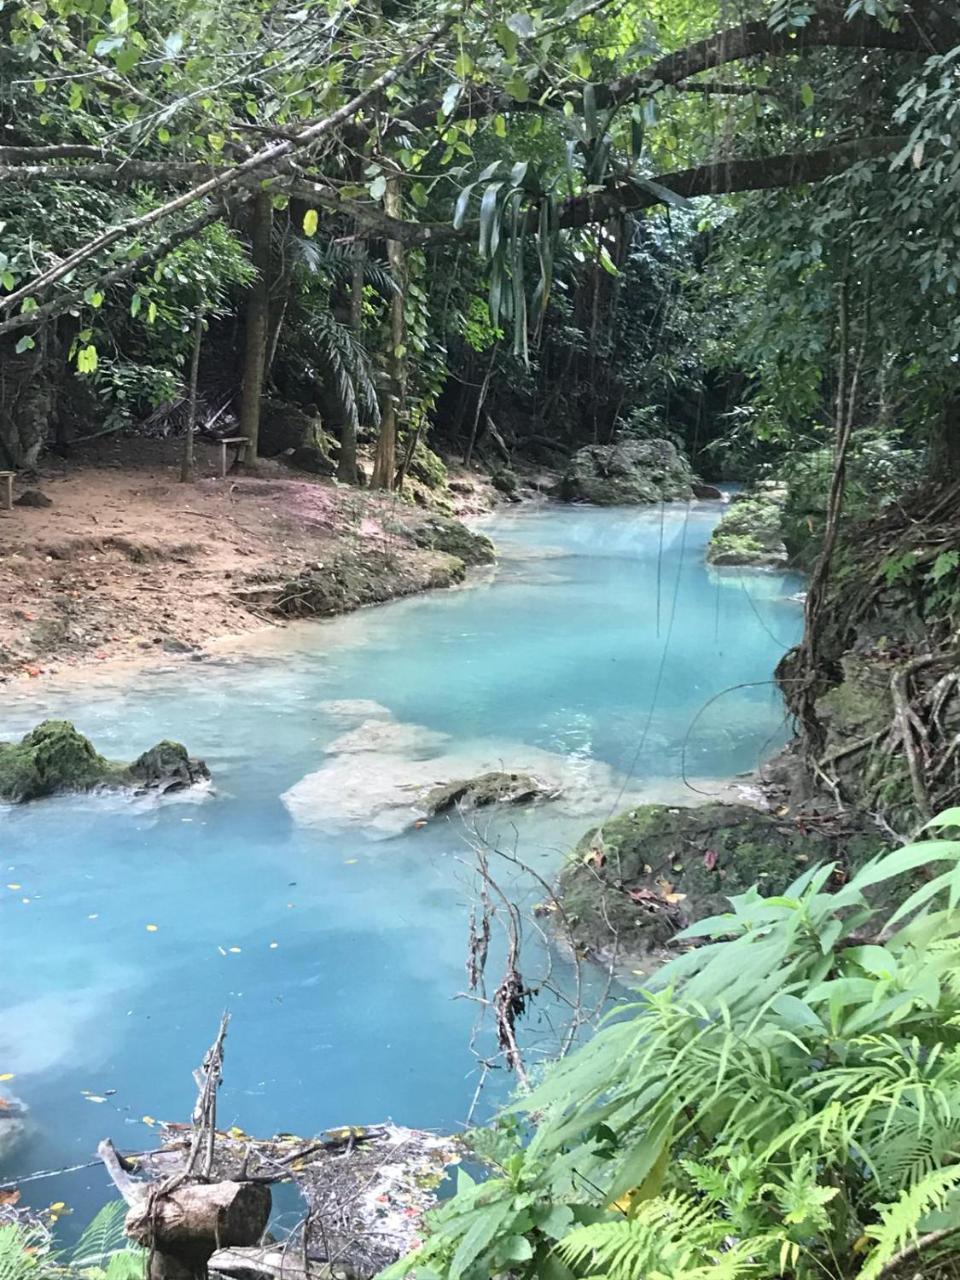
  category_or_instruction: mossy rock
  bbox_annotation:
[409,516,495,566]
[558,440,695,506]
[707,494,787,568]
[408,443,449,490]
[558,802,884,960]
[0,720,209,804]
[491,469,519,497]
[424,770,550,815]
[273,548,467,619]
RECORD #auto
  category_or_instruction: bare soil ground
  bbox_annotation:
[0,436,497,685]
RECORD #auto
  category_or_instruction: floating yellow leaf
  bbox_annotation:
[344,859,358,865]
[49,1202,65,1213]
[84,1095,107,1103]
[269,942,278,949]
[228,946,241,953]
[145,924,158,932]
[0,1073,14,1082]
[142,1116,156,1126]
[6,884,21,891]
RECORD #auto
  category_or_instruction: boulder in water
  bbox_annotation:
[692,482,723,500]
[0,719,209,804]
[707,492,788,568]
[423,770,554,815]
[558,440,695,505]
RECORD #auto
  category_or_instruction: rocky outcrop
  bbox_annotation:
[270,548,467,619]
[0,720,209,803]
[407,516,495,566]
[423,771,554,815]
[557,440,695,506]
[558,801,883,961]
[707,489,788,568]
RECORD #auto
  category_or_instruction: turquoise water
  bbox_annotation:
[0,501,801,1220]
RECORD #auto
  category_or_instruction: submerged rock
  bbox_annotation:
[692,482,723,500]
[558,801,883,960]
[557,440,695,506]
[327,718,450,756]
[707,491,788,568]
[0,719,209,804]
[0,1092,28,1161]
[282,726,622,837]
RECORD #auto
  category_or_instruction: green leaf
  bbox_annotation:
[410,182,428,209]
[800,81,815,107]
[454,51,473,78]
[76,344,99,373]
[441,82,461,117]
[130,293,142,318]
[15,335,36,353]
[368,174,387,201]
[505,74,530,103]
[302,208,319,237]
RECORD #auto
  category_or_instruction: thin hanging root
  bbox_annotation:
[891,655,937,822]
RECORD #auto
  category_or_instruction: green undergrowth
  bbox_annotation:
[385,811,960,1280]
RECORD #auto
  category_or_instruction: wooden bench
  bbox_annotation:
[217,436,249,478]
[0,472,13,511]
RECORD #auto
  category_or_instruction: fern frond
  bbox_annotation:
[0,1225,49,1280]
[68,1203,131,1271]
[859,1165,960,1280]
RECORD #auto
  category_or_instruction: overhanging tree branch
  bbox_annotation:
[0,15,454,318]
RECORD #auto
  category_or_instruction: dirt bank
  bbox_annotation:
[0,437,500,685]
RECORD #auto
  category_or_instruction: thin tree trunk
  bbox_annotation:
[180,310,203,483]
[463,346,497,466]
[337,243,365,485]
[796,277,859,747]
[238,191,273,468]
[371,176,405,490]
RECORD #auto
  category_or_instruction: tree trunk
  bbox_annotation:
[238,192,273,468]
[371,177,405,491]
[337,244,365,485]
[180,311,203,483]
[463,347,496,466]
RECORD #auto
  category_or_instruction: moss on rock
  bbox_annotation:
[558,440,695,506]
[0,720,209,804]
[707,493,788,568]
[408,516,495,565]
[558,802,884,959]
[423,770,550,815]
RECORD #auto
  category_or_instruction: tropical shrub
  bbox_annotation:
[0,1203,142,1280]
[386,813,960,1280]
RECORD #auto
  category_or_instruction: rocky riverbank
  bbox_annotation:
[0,436,504,685]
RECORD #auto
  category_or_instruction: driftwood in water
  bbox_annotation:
[97,1015,461,1280]
[98,1016,271,1280]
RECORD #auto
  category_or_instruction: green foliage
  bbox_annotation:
[392,821,960,1280]
[0,1204,142,1280]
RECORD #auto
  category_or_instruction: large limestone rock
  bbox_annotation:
[558,802,883,961]
[282,722,620,837]
[558,440,695,506]
[0,720,209,804]
[707,491,788,568]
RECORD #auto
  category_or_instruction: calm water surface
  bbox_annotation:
[0,501,801,1219]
